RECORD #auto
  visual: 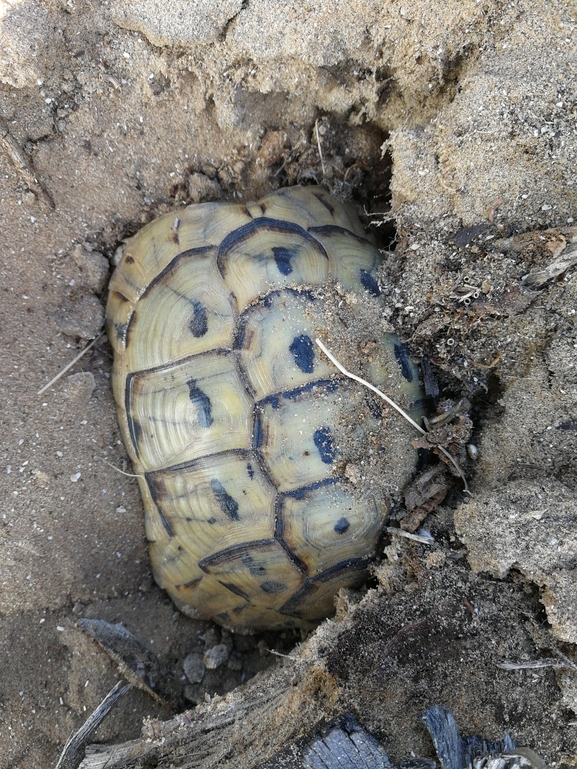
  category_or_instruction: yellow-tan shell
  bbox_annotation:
[106,186,424,632]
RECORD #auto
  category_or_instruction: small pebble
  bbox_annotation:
[467,444,479,460]
[203,643,229,670]
[183,652,205,683]
[201,627,220,648]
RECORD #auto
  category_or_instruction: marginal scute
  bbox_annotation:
[198,539,306,612]
[106,186,425,631]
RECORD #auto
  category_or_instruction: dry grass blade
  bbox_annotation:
[38,335,103,396]
[315,338,470,493]
[315,338,426,435]
[314,119,326,178]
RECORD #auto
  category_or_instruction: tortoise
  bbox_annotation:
[106,185,424,632]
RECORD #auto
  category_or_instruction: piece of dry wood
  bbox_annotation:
[524,241,577,288]
[55,682,132,769]
[0,116,55,208]
[78,684,296,769]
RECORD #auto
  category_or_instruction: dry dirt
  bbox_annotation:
[0,1,576,767]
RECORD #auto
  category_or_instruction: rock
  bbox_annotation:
[0,0,50,88]
[183,652,205,684]
[257,130,290,168]
[71,245,110,293]
[26,112,54,142]
[203,644,230,670]
[64,372,96,404]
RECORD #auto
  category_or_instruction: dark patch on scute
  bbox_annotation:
[278,582,316,617]
[127,411,141,455]
[180,576,202,589]
[280,378,339,402]
[114,322,128,345]
[112,290,130,303]
[334,517,350,534]
[234,316,247,349]
[187,379,213,426]
[313,556,368,583]
[289,334,315,373]
[313,427,336,464]
[312,191,335,215]
[189,300,208,337]
[218,218,328,280]
[210,479,240,520]
[220,581,250,601]
[138,246,213,299]
[242,552,266,576]
[394,342,414,382]
[253,411,263,448]
[132,420,142,445]
[146,474,174,538]
[260,580,288,594]
[247,462,254,479]
[272,246,295,275]
[156,507,174,537]
[359,269,381,296]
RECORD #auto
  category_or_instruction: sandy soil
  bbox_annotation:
[0,1,576,766]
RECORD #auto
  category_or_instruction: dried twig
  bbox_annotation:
[0,116,55,208]
[499,658,577,671]
[38,335,103,395]
[386,527,434,544]
[524,241,577,288]
[103,459,144,480]
[315,338,425,434]
[314,119,326,178]
[315,339,470,492]
[54,681,132,769]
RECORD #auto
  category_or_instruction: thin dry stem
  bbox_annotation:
[315,338,470,494]
[315,338,426,435]
[104,459,144,481]
[38,335,103,396]
[314,119,326,178]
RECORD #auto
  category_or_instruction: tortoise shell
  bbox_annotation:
[106,186,424,632]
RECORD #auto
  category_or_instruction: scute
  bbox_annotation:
[106,185,425,632]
